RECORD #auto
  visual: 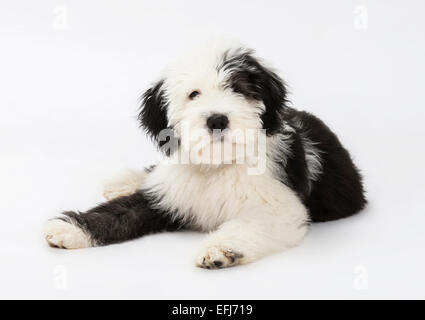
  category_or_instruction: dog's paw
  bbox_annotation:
[103,184,137,200]
[196,246,244,269]
[103,170,146,200]
[43,219,92,249]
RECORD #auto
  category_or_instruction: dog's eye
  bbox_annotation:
[188,90,200,100]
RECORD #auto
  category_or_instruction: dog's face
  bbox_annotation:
[139,42,288,164]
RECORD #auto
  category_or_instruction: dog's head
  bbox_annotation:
[139,41,288,165]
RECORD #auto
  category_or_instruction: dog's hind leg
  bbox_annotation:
[43,190,185,249]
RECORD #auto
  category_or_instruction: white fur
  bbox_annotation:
[103,169,147,200]
[44,219,93,249]
[143,160,309,267]
[302,136,323,189]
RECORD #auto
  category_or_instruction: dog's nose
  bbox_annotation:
[206,114,229,131]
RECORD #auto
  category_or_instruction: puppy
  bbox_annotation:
[44,41,366,269]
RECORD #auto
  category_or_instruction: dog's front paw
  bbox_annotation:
[103,184,137,201]
[196,246,244,269]
[43,219,92,249]
[103,170,147,200]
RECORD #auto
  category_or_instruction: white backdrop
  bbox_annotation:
[1,0,424,299]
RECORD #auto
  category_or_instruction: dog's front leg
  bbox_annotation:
[103,167,156,200]
[43,190,185,249]
[196,205,309,269]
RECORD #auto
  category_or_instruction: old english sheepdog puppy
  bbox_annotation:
[44,41,366,269]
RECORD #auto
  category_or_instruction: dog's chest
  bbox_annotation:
[145,164,277,230]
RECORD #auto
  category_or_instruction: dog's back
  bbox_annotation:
[277,109,367,222]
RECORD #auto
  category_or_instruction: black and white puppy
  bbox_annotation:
[44,41,366,269]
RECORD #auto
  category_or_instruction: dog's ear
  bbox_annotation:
[255,61,288,135]
[221,50,288,134]
[138,80,168,141]
[138,80,178,156]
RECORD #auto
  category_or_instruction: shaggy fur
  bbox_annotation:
[44,40,366,268]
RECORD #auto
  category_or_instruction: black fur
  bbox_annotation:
[61,191,186,246]
[283,130,310,202]
[138,80,179,155]
[138,80,168,141]
[295,111,366,222]
[277,109,367,222]
[219,49,289,135]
